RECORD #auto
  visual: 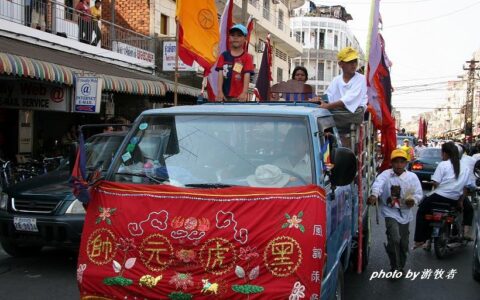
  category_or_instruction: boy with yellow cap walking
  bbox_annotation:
[367,149,423,273]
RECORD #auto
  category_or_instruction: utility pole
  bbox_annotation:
[463,59,480,137]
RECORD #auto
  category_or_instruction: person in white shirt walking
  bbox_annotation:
[414,142,472,248]
[414,139,427,157]
[367,149,423,272]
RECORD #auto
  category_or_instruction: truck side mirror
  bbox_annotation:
[330,147,357,186]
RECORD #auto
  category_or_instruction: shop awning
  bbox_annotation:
[0,52,167,96]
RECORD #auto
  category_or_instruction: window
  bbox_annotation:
[319,30,325,49]
[317,62,325,81]
[278,10,284,30]
[332,64,337,77]
[334,34,338,48]
[277,67,283,83]
[160,14,168,35]
[65,0,74,21]
[263,0,270,20]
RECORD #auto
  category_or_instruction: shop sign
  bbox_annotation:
[162,41,197,72]
[0,80,69,112]
[18,110,33,154]
[74,76,103,113]
[112,42,155,65]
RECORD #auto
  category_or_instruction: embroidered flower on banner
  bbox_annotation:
[282,211,305,233]
[289,281,306,300]
[239,246,259,261]
[117,237,136,252]
[169,272,194,291]
[175,249,196,263]
[77,264,86,283]
[96,207,116,225]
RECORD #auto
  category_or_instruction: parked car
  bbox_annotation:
[409,147,442,182]
[0,131,126,256]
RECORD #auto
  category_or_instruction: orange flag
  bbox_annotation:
[176,0,220,71]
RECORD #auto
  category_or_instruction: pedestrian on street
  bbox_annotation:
[215,24,254,102]
[400,139,414,161]
[367,149,423,273]
[90,0,102,46]
[414,139,427,157]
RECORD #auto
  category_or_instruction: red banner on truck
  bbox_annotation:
[77,181,326,299]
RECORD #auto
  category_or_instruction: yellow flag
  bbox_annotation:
[176,0,220,70]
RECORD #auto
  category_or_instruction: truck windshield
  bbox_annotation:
[110,114,313,187]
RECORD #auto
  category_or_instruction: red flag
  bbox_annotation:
[418,117,424,142]
[366,0,396,171]
[254,35,272,101]
[205,0,233,100]
[244,16,254,52]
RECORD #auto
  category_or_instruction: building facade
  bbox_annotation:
[290,3,364,95]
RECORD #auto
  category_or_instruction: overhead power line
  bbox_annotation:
[387,1,480,28]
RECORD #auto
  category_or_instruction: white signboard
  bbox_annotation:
[18,110,33,154]
[112,41,155,64]
[74,76,103,113]
[0,80,69,111]
[162,41,197,72]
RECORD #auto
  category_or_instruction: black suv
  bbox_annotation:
[0,131,126,256]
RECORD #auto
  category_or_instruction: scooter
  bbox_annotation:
[424,201,469,259]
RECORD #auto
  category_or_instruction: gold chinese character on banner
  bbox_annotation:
[139,234,173,272]
[199,238,236,275]
[86,228,117,265]
[264,236,302,277]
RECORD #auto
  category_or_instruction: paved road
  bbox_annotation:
[0,206,477,299]
[345,206,478,300]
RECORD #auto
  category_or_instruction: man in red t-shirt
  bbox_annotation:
[215,24,254,101]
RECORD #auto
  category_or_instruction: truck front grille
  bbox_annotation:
[12,198,60,213]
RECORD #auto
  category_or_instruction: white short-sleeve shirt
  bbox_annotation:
[325,72,368,113]
[431,160,471,200]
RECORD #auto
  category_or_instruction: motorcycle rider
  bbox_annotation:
[367,149,423,272]
[457,143,475,240]
[413,142,472,249]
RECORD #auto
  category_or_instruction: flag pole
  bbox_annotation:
[174,21,179,106]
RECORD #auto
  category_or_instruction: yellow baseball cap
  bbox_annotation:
[391,149,408,160]
[337,47,359,62]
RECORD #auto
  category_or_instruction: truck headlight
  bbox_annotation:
[0,193,8,211]
[66,199,86,214]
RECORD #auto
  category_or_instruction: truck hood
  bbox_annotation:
[6,170,72,198]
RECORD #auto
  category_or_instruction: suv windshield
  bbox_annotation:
[110,115,313,187]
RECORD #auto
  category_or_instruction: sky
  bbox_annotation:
[313,0,480,124]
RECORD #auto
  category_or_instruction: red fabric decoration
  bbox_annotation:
[77,182,327,299]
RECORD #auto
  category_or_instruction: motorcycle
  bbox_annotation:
[424,201,469,259]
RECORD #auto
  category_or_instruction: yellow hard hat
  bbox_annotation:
[391,149,408,160]
[337,47,359,62]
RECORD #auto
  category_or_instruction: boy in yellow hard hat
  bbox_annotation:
[367,149,423,274]
[400,139,415,161]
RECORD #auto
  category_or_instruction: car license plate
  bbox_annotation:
[13,217,38,232]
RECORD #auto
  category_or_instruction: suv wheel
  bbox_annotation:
[0,238,42,257]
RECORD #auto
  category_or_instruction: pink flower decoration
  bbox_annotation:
[239,246,259,261]
[169,272,194,291]
[287,215,302,229]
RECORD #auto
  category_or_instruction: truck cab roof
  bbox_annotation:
[141,103,333,118]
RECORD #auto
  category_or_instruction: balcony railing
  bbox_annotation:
[0,0,154,55]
